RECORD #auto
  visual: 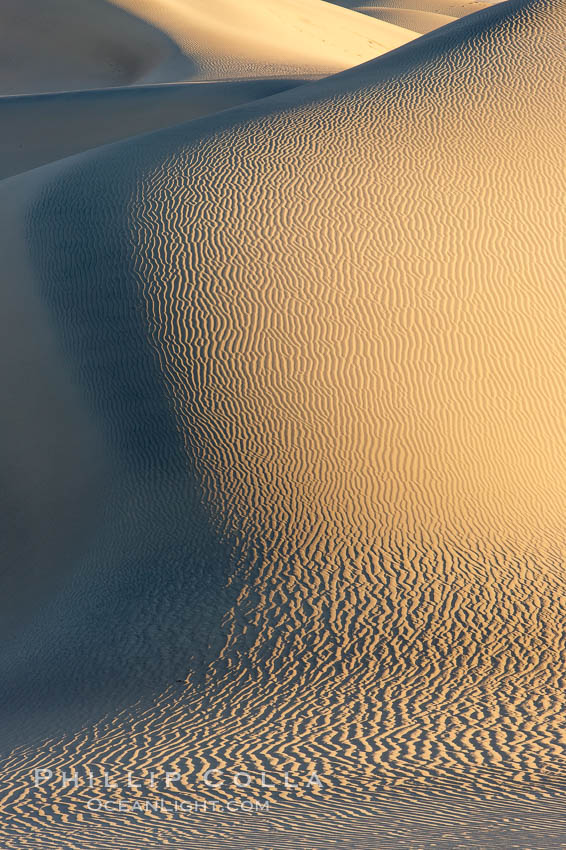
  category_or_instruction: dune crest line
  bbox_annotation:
[1,0,565,847]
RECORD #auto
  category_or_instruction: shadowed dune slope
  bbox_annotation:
[1,0,566,846]
[0,79,307,180]
[1,0,417,96]
[0,0,188,95]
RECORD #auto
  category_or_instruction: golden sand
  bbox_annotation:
[1,0,565,847]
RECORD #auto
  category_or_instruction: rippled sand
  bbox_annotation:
[1,0,565,847]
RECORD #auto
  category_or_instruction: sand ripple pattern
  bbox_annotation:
[129,0,566,789]
[1,0,566,847]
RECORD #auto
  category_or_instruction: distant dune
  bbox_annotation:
[2,0,565,848]
[0,0,419,179]
[1,0,499,182]
[106,0,419,81]
[1,0,417,96]
[325,0,503,32]
[354,7,457,33]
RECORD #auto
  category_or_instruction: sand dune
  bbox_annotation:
[108,0,418,81]
[0,79,306,180]
[0,0,419,182]
[0,0,186,95]
[2,0,565,847]
[0,174,108,643]
[329,0,500,17]
[2,0,417,96]
[348,7,457,33]
[326,0,500,32]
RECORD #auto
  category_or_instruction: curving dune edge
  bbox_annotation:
[2,0,566,848]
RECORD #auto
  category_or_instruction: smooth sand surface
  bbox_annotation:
[2,0,566,847]
[0,0,187,95]
[108,0,419,80]
[1,0,417,96]
[329,0,500,16]
[348,7,457,33]
[0,171,108,642]
[326,0,501,31]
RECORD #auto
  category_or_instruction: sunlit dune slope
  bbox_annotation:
[329,0,501,17]
[1,0,566,846]
[108,0,418,80]
[1,0,417,96]
[348,6,457,33]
